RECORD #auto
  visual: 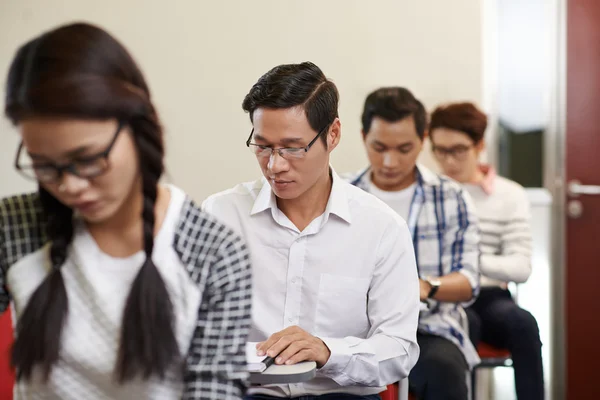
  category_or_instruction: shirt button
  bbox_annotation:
[288,318,293,322]
[291,278,297,283]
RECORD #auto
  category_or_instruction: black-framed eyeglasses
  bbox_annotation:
[14,121,126,184]
[245,125,329,160]
[431,144,473,161]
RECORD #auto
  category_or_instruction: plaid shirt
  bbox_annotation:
[348,165,481,368]
[0,192,252,399]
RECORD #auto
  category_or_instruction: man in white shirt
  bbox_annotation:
[202,62,420,399]
[347,88,480,400]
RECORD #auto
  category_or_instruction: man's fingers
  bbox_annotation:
[284,349,313,366]
[256,338,274,356]
[256,326,307,357]
[256,328,291,355]
[265,335,296,358]
[276,340,309,364]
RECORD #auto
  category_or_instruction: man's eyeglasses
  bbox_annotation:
[431,144,473,161]
[14,121,125,184]
[246,125,329,160]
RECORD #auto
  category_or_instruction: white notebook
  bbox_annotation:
[246,342,270,373]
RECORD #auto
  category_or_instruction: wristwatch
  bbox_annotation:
[426,278,442,299]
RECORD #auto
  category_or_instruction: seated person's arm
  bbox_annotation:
[0,219,9,314]
[258,217,420,387]
[420,272,473,303]
[427,188,480,304]
[480,189,532,283]
[0,283,7,315]
[182,234,253,399]
[316,218,420,386]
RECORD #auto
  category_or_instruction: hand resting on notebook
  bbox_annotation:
[256,326,331,368]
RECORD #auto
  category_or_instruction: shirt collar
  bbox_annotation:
[249,167,352,224]
[476,164,496,195]
[414,164,438,186]
[250,178,277,216]
[325,169,352,224]
[354,164,434,189]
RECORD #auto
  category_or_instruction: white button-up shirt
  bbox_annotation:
[202,169,420,397]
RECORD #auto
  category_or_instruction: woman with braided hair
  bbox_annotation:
[0,22,252,399]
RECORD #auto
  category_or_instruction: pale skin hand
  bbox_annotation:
[256,326,331,368]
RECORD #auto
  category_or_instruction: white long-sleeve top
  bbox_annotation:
[463,175,533,287]
[202,169,420,397]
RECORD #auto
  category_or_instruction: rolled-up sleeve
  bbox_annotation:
[443,188,480,306]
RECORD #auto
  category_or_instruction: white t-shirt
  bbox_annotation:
[367,176,417,222]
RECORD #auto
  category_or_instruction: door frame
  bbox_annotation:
[482,1,567,397]
[545,0,567,399]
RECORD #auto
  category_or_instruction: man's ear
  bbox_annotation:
[327,118,342,151]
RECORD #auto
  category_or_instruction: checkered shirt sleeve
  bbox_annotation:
[0,192,47,313]
[174,199,253,400]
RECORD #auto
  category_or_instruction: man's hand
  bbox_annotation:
[419,279,432,301]
[256,326,331,368]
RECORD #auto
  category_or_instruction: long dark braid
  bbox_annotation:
[115,114,179,382]
[11,187,74,381]
[6,22,179,383]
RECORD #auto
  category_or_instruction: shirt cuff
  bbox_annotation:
[459,268,480,307]
[317,337,356,378]
[317,336,370,382]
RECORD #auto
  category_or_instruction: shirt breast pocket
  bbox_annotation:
[315,273,371,338]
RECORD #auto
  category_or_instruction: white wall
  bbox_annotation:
[0,0,483,202]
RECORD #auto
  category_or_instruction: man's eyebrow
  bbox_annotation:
[253,134,304,146]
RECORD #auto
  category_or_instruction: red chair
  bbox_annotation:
[379,381,415,400]
[0,308,14,400]
[472,342,512,398]
[380,383,399,400]
[476,342,512,367]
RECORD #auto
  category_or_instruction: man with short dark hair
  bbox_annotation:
[203,64,420,399]
[348,87,481,400]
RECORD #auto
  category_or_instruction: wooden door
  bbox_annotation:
[566,0,600,397]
